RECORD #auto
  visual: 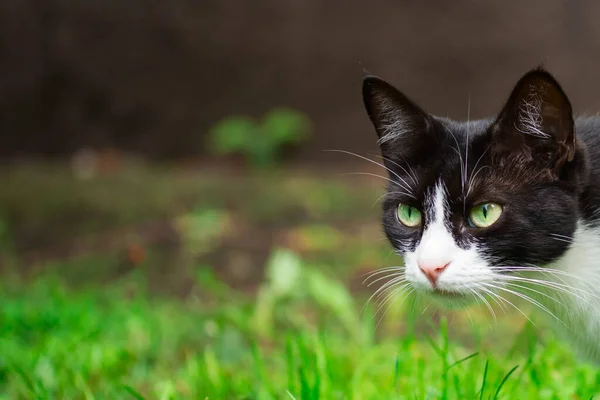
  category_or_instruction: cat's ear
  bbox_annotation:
[491,68,575,169]
[362,76,431,152]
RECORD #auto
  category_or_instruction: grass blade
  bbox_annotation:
[286,390,297,400]
[298,365,311,400]
[423,334,444,359]
[493,365,519,399]
[479,360,489,400]
[123,385,146,400]
[11,362,39,398]
[440,316,449,400]
[444,352,479,374]
[394,353,400,394]
[286,335,296,395]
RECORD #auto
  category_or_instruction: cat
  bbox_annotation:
[362,67,600,363]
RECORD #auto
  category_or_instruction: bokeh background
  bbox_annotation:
[4,0,600,285]
[3,0,600,161]
[2,1,600,397]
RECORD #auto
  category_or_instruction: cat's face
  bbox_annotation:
[363,68,589,307]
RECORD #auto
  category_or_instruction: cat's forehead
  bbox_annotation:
[434,117,493,144]
[385,118,498,205]
[415,118,492,172]
[385,114,562,207]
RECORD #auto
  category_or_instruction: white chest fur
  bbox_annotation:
[545,223,600,363]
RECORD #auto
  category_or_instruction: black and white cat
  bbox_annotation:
[362,68,600,362]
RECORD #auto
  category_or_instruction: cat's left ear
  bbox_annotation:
[491,68,575,169]
[362,75,436,163]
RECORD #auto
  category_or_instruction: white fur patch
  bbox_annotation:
[404,182,494,299]
[545,223,600,363]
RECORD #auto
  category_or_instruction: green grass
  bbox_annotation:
[1,163,599,399]
[1,259,599,399]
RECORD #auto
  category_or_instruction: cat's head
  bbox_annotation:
[362,68,589,307]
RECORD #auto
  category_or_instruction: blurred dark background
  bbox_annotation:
[3,0,600,295]
[2,0,600,162]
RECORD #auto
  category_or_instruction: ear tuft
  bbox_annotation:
[512,69,572,140]
[514,82,551,139]
[493,68,575,166]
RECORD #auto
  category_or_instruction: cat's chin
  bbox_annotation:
[427,289,476,309]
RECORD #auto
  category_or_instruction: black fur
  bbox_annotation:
[363,68,600,268]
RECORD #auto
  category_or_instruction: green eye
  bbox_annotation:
[397,204,422,227]
[468,202,503,228]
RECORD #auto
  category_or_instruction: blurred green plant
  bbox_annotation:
[175,207,230,257]
[207,108,312,168]
[252,248,366,343]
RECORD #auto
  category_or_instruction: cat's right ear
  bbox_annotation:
[362,76,431,151]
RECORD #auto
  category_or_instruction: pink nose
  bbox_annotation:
[418,262,450,287]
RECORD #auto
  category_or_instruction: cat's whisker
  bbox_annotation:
[470,286,497,323]
[362,273,407,314]
[547,234,575,246]
[496,272,578,291]
[465,307,475,326]
[420,297,433,314]
[365,271,405,288]
[467,292,487,324]
[465,165,491,199]
[372,191,412,207]
[376,282,410,311]
[501,281,573,305]
[466,146,491,198]
[549,236,574,244]
[522,264,579,287]
[326,149,415,193]
[463,94,471,196]
[361,276,406,316]
[491,265,600,289]
[360,266,404,280]
[372,193,388,207]
[363,272,403,289]
[472,286,506,329]
[375,154,419,188]
[481,282,565,327]
[497,280,598,319]
[475,284,508,315]
[374,275,408,299]
[410,291,423,316]
[387,249,401,260]
[341,172,414,197]
[491,265,578,280]
[374,285,414,329]
[495,275,598,304]
[378,287,415,329]
[549,233,574,240]
[541,265,600,284]
[480,284,535,324]
[492,268,582,292]
[477,284,535,326]
[440,124,466,190]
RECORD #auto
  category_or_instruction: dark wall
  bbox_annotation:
[1,0,600,162]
